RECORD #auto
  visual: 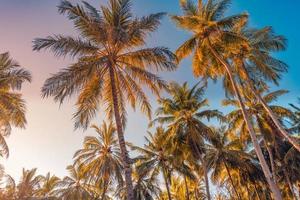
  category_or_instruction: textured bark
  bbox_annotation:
[108,64,135,200]
[207,39,282,200]
[163,169,172,200]
[224,163,242,200]
[184,175,190,200]
[240,62,300,153]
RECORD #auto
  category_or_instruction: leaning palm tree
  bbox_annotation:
[131,127,174,200]
[0,52,31,158]
[74,122,123,199]
[151,81,223,200]
[228,26,300,152]
[172,0,281,198]
[32,0,176,198]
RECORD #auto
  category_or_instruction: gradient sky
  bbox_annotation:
[0,0,299,180]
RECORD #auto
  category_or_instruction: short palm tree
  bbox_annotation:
[74,122,123,199]
[131,127,174,200]
[205,127,252,200]
[33,1,176,198]
[151,81,223,200]
[172,0,281,198]
[36,172,60,199]
[0,52,31,158]
[54,165,93,200]
[16,168,42,199]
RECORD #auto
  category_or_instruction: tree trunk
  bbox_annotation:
[254,183,263,200]
[224,162,241,200]
[263,138,277,184]
[184,175,190,200]
[108,64,135,200]
[101,180,108,200]
[207,40,282,200]
[283,168,297,200]
[240,61,300,152]
[163,169,172,200]
[192,139,211,200]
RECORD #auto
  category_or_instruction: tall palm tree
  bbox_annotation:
[289,98,300,136]
[131,127,174,200]
[228,26,300,152]
[36,172,60,199]
[54,165,93,200]
[32,1,176,198]
[0,52,31,158]
[74,122,123,199]
[151,81,224,200]
[172,0,281,198]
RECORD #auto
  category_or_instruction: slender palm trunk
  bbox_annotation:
[184,175,190,200]
[283,168,297,200]
[207,40,282,200]
[240,62,300,152]
[224,163,241,200]
[254,183,262,200]
[263,138,277,183]
[192,140,211,200]
[163,169,172,200]
[108,64,135,200]
[101,180,108,200]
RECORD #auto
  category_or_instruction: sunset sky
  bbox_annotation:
[1,0,299,180]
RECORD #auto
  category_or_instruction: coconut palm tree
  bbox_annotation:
[35,172,60,199]
[131,127,174,200]
[172,0,281,198]
[54,165,93,200]
[151,81,224,200]
[0,52,31,158]
[289,98,300,136]
[228,26,300,152]
[74,122,123,199]
[16,168,42,199]
[205,127,252,200]
[33,0,176,198]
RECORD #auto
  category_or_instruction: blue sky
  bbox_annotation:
[0,0,299,179]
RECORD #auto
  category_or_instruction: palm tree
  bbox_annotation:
[36,172,60,199]
[172,0,281,198]
[16,168,42,199]
[131,127,177,200]
[151,81,224,200]
[0,174,17,200]
[205,127,251,200]
[228,26,300,152]
[32,0,176,198]
[74,122,123,199]
[0,52,31,158]
[54,165,93,200]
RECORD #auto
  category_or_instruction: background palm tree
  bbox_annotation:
[172,0,282,198]
[35,172,60,199]
[151,81,224,200]
[0,52,31,158]
[33,0,176,198]
[131,127,174,200]
[74,122,123,199]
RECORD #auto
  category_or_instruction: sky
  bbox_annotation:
[0,0,299,180]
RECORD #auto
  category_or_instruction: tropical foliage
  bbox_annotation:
[1,0,300,200]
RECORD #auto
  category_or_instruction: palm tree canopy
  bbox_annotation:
[33,0,177,130]
[73,122,123,189]
[0,52,31,158]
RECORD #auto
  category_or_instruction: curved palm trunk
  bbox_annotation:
[163,169,172,200]
[224,163,241,200]
[183,175,190,200]
[108,64,135,200]
[207,40,282,200]
[240,62,300,152]
[263,138,277,183]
